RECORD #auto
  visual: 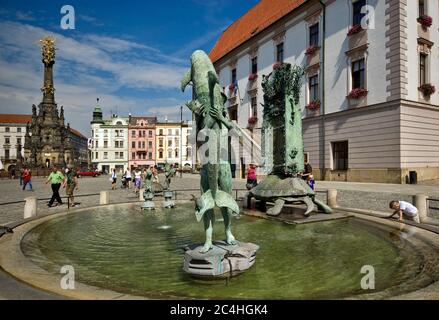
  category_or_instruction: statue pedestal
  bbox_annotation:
[141,190,155,210]
[183,241,259,278]
[162,190,175,209]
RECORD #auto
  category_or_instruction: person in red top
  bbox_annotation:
[22,167,33,191]
[246,163,258,190]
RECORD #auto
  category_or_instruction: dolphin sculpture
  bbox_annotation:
[182,50,240,253]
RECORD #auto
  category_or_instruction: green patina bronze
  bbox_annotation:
[164,163,176,190]
[181,50,240,253]
[250,63,332,216]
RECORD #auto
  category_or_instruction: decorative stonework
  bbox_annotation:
[385,0,408,101]
[305,10,321,25]
[272,29,286,45]
[248,46,259,58]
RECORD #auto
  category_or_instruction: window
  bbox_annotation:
[5,127,9,133]
[276,43,284,63]
[175,138,179,146]
[175,149,179,158]
[353,0,366,26]
[251,57,258,74]
[95,152,98,159]
[4,149,9,160]
[419,0,425,16]
[159,150,163,159]
[17,138,21,145]
[251,96,258,117]
[309,75,319,102]
[159,129,163,135]
[104,152,108,160]
[5,137,10,144]
[168,149,172,158]
[119,152,124,159]
[175,129,179,136]
[148,141,153,149]
[159,138,163,147]
[142,141,145,149]
[352,58,365,89]
[168,139,172,147]
[132,152,135,160]
[132,141,135,148]
[148,152,153,160]
[104,130,108,137]
[142,154,146,160]
[138,141,141,149]
[143,130,146,137]
[231,68,237,85]
[104,140,108,148]
[131,130,135,137]
[332,141,348,170]
[148,130,153,138]
[309,23,319,46]
[115,141,123,148]
[17,127,21,133]
[168,129,172,135]
[420,53,427,86]
[95,141,99,148]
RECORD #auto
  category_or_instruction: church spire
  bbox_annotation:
[39,36,56,104]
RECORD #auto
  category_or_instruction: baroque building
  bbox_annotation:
[24,37,73,168]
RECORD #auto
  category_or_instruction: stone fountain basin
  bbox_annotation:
[0,201,438,300]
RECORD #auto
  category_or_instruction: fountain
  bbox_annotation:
[248,63,332,217]
[141,167,155,210]
[181,50,259,277]
[161,163,176,209]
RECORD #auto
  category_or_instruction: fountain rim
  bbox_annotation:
[0,201,438,300]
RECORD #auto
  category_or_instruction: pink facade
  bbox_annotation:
[128,116,156,169]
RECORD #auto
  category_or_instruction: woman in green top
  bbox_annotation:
[45,166,64,207]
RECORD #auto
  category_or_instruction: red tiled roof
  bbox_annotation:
[69,128,88,140]
[209,0,308,63]
[0,114,32,124]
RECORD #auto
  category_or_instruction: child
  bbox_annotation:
[388,200,420,223]
[246,164,257,190]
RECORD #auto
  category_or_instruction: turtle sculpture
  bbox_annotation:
[248,63,332,216]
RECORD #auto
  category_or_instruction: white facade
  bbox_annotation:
[0,123,26,169]
[213,0,439,183]
[90,115,129,174]
[155,121,193,167]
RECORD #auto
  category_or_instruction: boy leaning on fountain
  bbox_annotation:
[388,200,420,223]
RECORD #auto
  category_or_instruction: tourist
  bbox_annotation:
[111,168,117,190]
[246,163,258,190]
[134,168,142,193]
[388,200,420,223]
[45,166,64,207]
[301,160,315,191]
[62,165,78,207]
[22,167,33,191]
[125,169,132,188]
[153,165,159,183]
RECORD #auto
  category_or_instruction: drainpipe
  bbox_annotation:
[319,0,327,180]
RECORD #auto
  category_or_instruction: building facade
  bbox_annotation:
[89,104,129,174]
[155,121,193,168]
[0,114,31,171]
[128,116,157,169]
[210,0,439,183]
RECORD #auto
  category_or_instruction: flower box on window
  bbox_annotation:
[347,24,363,36]
[417,15,433,29]
[248,116,258,125]
[273,61,283,70]
[306,100,321,111]
[347,88,368,99]
[248,73,258,81]
[418,83,436,96]
[305,45,320,56]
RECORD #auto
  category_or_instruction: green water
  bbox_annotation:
[21,204,422,299]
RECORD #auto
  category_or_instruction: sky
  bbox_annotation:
[0,0,259,136]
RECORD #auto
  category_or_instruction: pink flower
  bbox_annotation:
[347,24,363,36]
[248,73,258,81]
[418,84,436,96]
[418,15,433,28]
[248,116,258,125]
[305,45,319,56]
[273,61,283,70]
[306,100,321,111]
[347,88,368,99]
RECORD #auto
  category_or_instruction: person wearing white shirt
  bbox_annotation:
[125,170,132,189]
[388,200,420,223]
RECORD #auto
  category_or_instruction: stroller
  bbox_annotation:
[121,174,128,189]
